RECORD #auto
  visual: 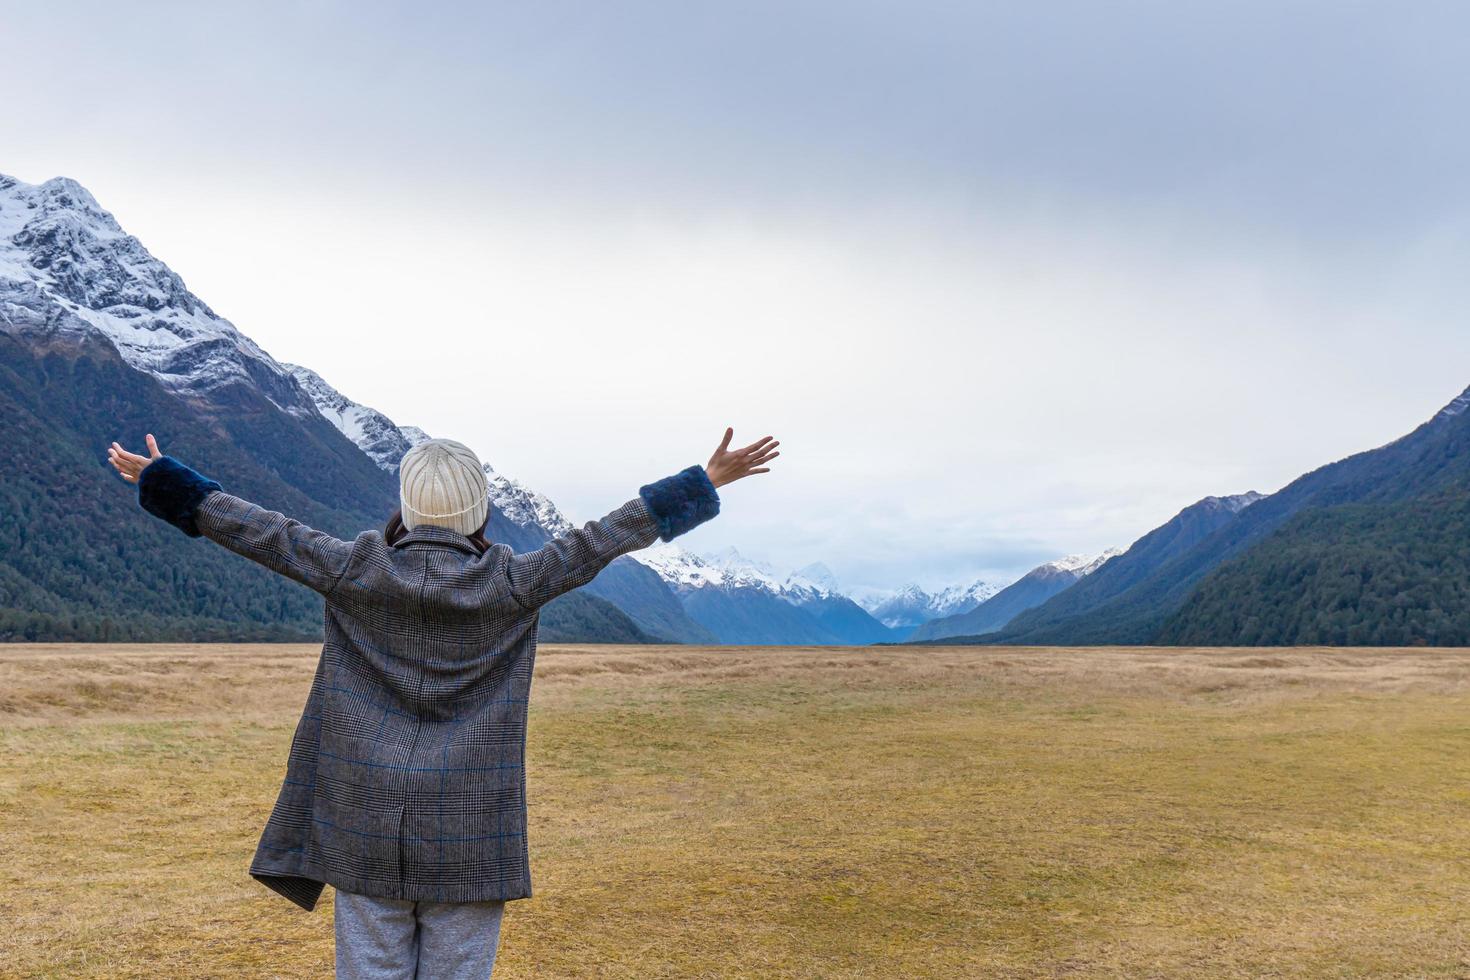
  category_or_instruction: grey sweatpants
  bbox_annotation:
[333,889,506,979]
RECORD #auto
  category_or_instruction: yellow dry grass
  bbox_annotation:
[4,643,1470,978]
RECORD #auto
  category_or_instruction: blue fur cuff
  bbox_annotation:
[138,456,223,537]
[639,465,721,541]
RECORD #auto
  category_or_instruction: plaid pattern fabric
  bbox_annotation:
[185,477,704,912]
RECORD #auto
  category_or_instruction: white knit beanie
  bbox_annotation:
[398,438,490,537]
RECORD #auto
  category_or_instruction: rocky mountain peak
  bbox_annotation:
[0,172,300,411]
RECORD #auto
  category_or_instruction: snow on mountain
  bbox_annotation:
[633,542,726,591]
[399,426,431,448]
[284,363,416,470]
[859,579,1002,630]
[782,561,844,603]
[1212,491,1266,514]
[634,546,828,601]
[482,464,575,536]
[1438,385,1470,420]
[0,173,313,414]
[932,580,1003,617]
[632,544,895,644]
[788,562,840,594]
[859,584,926,630]
[1043,547,1127,576]
[701,547,787,590]
[854,582,920,614]
[635,545,789,595]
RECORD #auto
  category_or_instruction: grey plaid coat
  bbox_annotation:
[138,455,720,911]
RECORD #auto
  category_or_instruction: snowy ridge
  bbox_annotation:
[482,464,575,536]
[633,546,847,602]
[1043,547,1126,576]
[932,580,1003,616]
[703,547,786,590]
[635,545,785,594]
[789,562,840,594]
[399,426,431,448]
[853,582,925,614]
[1210,491,1267,513]
[284,364,416,470]
[633,543,728,591]
[1438,385,1470,420]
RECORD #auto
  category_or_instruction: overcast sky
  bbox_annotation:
[6,1,1470,591]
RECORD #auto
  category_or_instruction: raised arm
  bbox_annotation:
[109,434,354,596]
[507,428,779,609]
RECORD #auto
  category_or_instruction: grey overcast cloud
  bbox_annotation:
[6,1,1470,590]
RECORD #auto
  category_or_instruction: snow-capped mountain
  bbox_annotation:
[635,543,741,592]
[856,583,924,624]
[638,546,835,602]
[0,174,319,417]
[933,580,1004,617]
[635,545,800,598]
[858,579,1003,632]
[702,547,786,589]
[1197,491,1267,516]
[2,173,418,640]
[631,544,895,644]
[788,562,840,594]
[683,554,1012,644]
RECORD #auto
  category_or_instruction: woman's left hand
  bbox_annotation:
[108,434,163,484]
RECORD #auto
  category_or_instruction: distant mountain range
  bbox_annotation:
[856,581,1002,637]
[634,546,897,644]
[907,550,1124,642]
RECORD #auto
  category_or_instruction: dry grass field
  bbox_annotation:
[4,643,1470,978]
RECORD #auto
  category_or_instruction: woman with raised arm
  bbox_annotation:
[108,429,778,980]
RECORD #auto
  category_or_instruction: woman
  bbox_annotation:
[107,428,779,979]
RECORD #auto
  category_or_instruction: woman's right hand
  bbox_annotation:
[704,428,780,488]
[108,433,163,483]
